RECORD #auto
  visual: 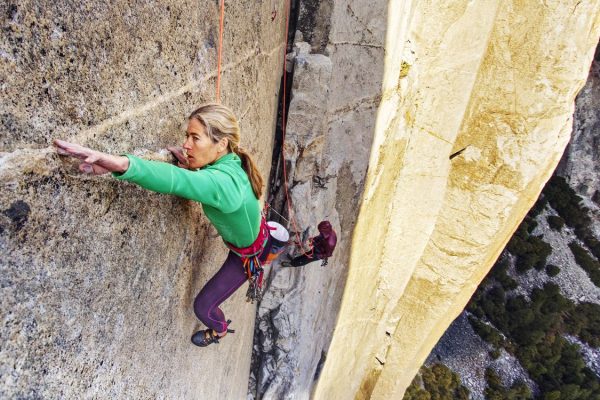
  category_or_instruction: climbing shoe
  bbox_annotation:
[191,329,220,347]
[191,320,235,347]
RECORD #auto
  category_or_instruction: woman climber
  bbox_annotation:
[282,221,337,268]
[54,103,281,348]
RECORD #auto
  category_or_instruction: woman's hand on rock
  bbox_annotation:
[53,139,129,175]
[167,146,189,169]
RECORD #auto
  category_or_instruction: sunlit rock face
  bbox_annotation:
[0,1,285,398]
[314,1,600,399]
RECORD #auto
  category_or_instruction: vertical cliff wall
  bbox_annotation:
[315,1,600,399]
[1,1,285,398]
[251,1,384,398]
[425,48,600,398]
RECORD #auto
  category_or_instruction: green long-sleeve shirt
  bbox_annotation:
[113,152,261,248]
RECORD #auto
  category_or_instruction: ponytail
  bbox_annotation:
[234,147,263,199]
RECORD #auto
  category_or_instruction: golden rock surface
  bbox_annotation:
[315,1,600,398]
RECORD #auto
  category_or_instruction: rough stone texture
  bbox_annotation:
[250,0,385,397]
[557,48,600,200]
[1,1,285,398]
[251,42,340,400]
[426,44,600,397]
[314,1,600,399]
[296,0,333,54]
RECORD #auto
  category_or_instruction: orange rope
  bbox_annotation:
[215,0,308,253]
[216,0,225,102]
[280,0,309,254]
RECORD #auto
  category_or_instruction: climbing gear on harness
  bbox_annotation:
[246,220,289,299]
[191,319,235,347]
[224,216,289,303]
[225,217,269,303]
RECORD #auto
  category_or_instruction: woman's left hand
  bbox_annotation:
[53,139,129,175]
[167,146,189,169]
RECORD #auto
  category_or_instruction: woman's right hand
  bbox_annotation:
[167,146,189,169]
[53,139,129,175]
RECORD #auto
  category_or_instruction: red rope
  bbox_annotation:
[216,0,225,102]
[215,1,308,254]
[280,0,309,254]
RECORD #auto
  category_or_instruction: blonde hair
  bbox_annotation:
[189,103,264,199]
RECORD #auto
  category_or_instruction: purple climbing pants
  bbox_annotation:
[193,237,272,333]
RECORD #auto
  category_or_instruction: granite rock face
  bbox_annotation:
[314,1,600,399]
[250,0,385,393]
[557,48,600,200]
[3,0,600,399]
[1,1,285,398]
[251,1,600,399]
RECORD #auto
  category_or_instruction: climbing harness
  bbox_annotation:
[224,213,290,303]
[225,216,270,303]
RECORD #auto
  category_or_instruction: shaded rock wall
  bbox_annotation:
[1,1,285,398]
[557,47,600,200]
[315,1,600,399]
[251,0,384,398]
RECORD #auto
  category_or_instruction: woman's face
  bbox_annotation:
[183,118,226,169]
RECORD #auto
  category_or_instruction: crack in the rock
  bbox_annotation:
[330,41,383,49]
[329,93,382,116]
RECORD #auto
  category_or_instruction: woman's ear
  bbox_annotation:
[218,137,229,153]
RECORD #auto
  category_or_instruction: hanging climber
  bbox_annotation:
[54,103,287,348]
[282,220,337,268]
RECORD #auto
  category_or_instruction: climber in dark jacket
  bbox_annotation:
[283,221,337,267]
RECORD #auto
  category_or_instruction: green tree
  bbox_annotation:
[569,242,600,287]
[546,264,560,277]
[485,368,533,400]
[403,364,470,400]
[565,302,600,347]
[547,215,565,231]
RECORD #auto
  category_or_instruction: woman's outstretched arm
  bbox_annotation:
[53,139,129,175]
[53,139,237,210]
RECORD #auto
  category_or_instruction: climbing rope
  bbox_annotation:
[215,0,310,254]
[267,205,289,224]
[216,0,225,102]
[278,0,311,254]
